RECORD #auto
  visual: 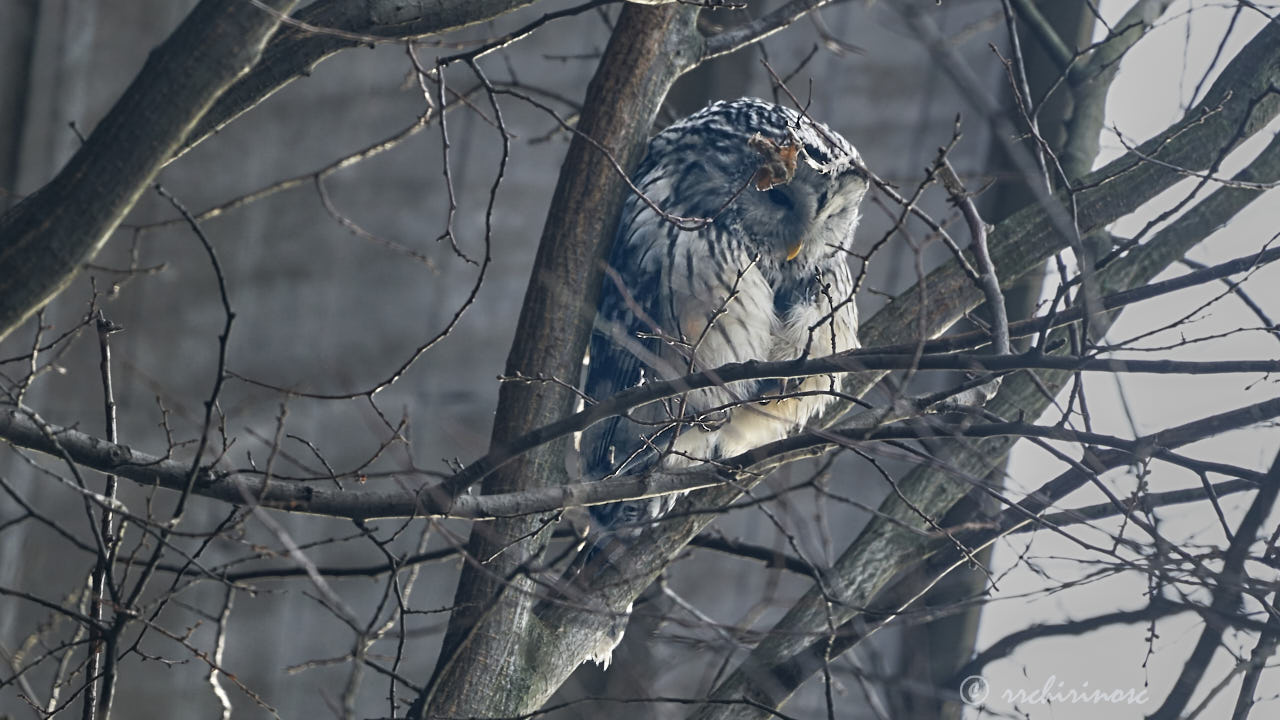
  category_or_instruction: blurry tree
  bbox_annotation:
[2,1,1280,719]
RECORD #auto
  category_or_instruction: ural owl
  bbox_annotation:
[579,97,867,663]
[583,99,870,661]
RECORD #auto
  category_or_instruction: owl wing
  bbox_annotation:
[583,196,776,482]
[582,208,663,478]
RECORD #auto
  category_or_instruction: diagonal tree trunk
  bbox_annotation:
[415,4,703,716]
[0,0,300,341]
[688,19,1280,714]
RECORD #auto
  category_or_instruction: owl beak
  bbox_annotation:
[786,239,803,261]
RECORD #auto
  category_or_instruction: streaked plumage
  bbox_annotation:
[582,98,868,540]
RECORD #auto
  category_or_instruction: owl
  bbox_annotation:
[582,98,869,542]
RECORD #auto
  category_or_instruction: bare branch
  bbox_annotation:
[0,0,299,342]
[1149,452,1280,719]
[176,0,544,160]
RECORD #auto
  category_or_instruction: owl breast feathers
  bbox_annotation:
[582,97,868,535]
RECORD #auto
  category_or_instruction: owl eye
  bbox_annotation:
[765,187,795,211]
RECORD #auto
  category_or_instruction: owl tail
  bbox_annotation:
[559,531,634,669]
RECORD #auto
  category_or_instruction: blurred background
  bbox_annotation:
[2,1,1278,718]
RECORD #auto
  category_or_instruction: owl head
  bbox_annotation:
[637,98,869,269]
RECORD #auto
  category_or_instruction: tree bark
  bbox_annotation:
[414,4,704,717]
